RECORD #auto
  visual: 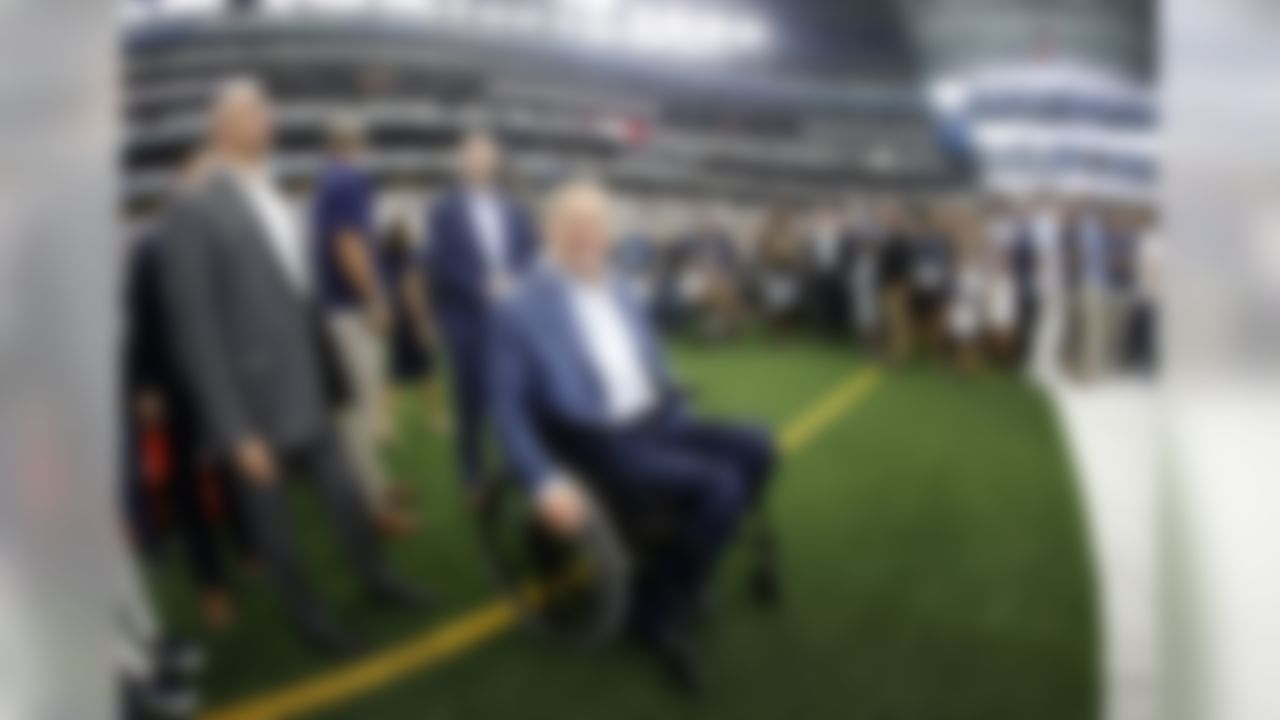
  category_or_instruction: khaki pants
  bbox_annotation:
[330,311,390,511]
[1072,286,1110,381]
[1106,290,1134,372]
[883,285,912,362]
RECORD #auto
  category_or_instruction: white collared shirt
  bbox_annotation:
[464,190,508,275]
[1031,210,1063,296]
[810,227,841,270]
[231,165,309,295]
[566,277,657,425]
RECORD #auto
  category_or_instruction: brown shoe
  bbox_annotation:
[376,507,420,539]
[388,483,420,506]
[201,589,235,631]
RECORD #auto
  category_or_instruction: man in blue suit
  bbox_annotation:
[488,179,777,691]
[425,130,539,492]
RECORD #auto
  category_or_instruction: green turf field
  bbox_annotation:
[151,340,1099,720]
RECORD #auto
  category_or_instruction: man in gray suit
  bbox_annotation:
[158,78,422,653]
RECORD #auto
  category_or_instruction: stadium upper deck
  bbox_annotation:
[123,8,967,212]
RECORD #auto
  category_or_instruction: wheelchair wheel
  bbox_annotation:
[474,477,632,648]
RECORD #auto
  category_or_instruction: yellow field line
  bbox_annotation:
[777,367,882,453]
[203,366,882,720]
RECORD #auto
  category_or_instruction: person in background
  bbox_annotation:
[877,201,915,363]
[487,178,778,693]
[651,227,690,332]
[1024,192,1069,381]
[980,195,1019,366]
[426,129,539,497]
[846,197,884,352]
[312,115,416,536]
[160,78,423,653]
[909,202,955,362]
[754,205,805,333]
[677,212,746,341]
[612,218,662,319]
[803,204,852,340]
[1128,205,1161,373]
[1062,198,1113,382]
[1106,203,1141,373]
[120,150,217,719]
[1007,198,1041,369]
[380,214,450,436]
[124,146,252,631]
[945,201,987,373]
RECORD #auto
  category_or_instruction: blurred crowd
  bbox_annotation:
[615,192,1161,382]
[117,76,1160,717]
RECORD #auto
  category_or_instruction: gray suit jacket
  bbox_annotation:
[158,169,331,455]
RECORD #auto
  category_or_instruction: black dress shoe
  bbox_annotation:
[677,587,715,632]
[155,635,206,679]
[128,667,200,720]
[298,612,362,657]
[368,574,430,613]
[748,563,782,608]
[643,627,705,695]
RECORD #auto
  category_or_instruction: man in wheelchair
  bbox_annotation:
[487,178,779,691]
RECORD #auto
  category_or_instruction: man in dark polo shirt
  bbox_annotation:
[312,114,415,536]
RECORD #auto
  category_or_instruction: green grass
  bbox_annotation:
[150,339,1098,720]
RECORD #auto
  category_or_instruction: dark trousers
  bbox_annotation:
[121,391,250,583]
[168,398,251,591]
[1015,289,1040,365]
[1127,301,1158,373]
[122,412,158,554]
[553,411,775,634]
[227,429,388,626]
[441,319,489,487]
[810,272,848,339]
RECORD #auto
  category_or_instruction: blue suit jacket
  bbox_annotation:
[424,189,539,335]
[488,267,679,494]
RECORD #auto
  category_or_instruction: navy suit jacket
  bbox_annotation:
[488,267,680,494]
[424,189,539,336]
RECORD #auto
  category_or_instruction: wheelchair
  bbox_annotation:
[473,470,708,647]
[473,468,779,648]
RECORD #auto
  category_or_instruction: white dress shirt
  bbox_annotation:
[566,277,658,425]
[1031,210,1063,297]
[232,166,310,295]
[464,191,509,275]
[810,227,841,271]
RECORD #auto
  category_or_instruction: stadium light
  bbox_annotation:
[433,0,471,26]
[620,7,666,53]
[727,15,770,54]
[565,12,617,47]
[929,78,970,117]
[475,3,544,36]
[378,0,442,18]
[160,0,221,15]
[120,0,151,25]
[131,0,771,63]
[559,0,622,15]
[307,0,369,13]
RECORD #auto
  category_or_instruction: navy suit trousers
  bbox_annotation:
[440,315,490,487]
[549,411,775,634]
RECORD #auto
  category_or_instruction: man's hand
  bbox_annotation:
[535,475,589,539]
[234,436,277,488]
[134,390,166,425]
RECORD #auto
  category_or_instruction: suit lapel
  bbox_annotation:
[448,193,484,273]
[543,276,606,413]
[501,200,524,265]
[212,171,307,309]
